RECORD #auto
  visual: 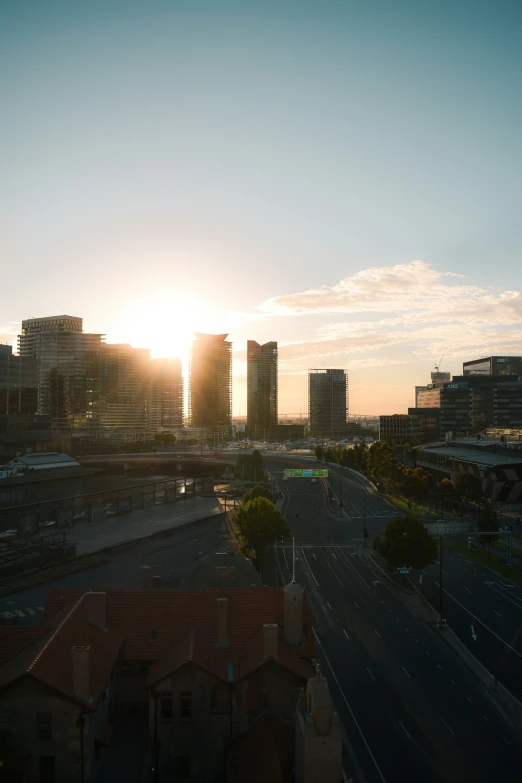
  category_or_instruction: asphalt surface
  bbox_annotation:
[0,514,233,623]
[267,464,522,783]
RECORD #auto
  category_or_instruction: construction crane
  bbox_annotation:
[434,347,448,373]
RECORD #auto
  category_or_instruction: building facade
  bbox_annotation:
[189,333,232,432]
[440,375,520,437]
[463,356,522,378]
[18,316,105,431]
[308,369,348,438]
[148,358,184,434]
[247,341,277,438]
[0,344,38,416]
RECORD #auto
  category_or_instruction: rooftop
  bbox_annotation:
[415,439,522,467]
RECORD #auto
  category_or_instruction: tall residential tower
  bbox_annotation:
[189,333,232,431]
[308,368,348,438]
[247,340,277,438]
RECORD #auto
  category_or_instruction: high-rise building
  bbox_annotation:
[189,333,232,430]
[308,369,348,437]
[247,340,277,438]
[18,316,105,430]
[0,344,38,415]
[440,375,520,437]
[148,357,184,433]
[463,356,522,378]
[98,343,151,435]
[431,371,450,384]
[415,385,428,406]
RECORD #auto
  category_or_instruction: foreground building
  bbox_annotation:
[247,341,278,439]
[0,583,315,782]
[189,333,232,434]
[308,369,348,438]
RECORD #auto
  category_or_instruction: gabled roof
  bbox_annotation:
[43,588,315,663]
[0,627,50,666]
[0,595,124,709]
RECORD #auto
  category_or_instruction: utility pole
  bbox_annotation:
[363,491,368,546]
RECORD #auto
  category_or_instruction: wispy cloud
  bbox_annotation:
[234,260,522,372]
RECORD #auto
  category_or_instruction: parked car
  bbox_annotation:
[39,520,56,528]
[74,510,87,521]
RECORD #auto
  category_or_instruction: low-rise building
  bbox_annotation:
[26,582,316,782]
[6,451,81,474]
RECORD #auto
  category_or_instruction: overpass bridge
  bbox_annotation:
[77,450,315,469]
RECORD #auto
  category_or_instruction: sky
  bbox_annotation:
[1,0,521,416]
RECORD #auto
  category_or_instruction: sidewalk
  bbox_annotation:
[67,495,223,556]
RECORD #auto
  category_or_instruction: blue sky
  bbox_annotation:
[1,0,520,415]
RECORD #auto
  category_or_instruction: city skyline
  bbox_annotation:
[1,1,520,416]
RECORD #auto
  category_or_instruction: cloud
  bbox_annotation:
[236,260,522,372]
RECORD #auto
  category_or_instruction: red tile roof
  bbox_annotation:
[0,627,50,666]
[227,714,294,783]
[0,594,124,709]
[43,587,315,662]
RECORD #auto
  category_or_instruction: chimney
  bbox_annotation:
[284,581,304,646]
[295,664,342,783]
[85,592,107,629]
[216,597,228,646]
[72,645,91,701]
[141,566,151,588]
[263,623,278,659]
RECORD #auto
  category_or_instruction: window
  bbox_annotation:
[37,712,52,740]
[39,755,55,783]
[209,691,217,711]
[161,696,173,721]
[180,692,192,720]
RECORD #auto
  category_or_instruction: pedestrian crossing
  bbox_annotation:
[1,605,45,620]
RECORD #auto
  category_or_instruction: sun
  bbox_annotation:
[120,293,218,365]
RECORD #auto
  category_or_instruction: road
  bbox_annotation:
[270,469,521,783]
[0,514,233,624]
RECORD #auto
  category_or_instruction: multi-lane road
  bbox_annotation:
[267,463,521,783]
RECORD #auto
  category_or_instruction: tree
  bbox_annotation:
[477,500,499,556]
[315,445,324,461]
[233,497,290,569]
[439,478,455,495]
[235,449,265,481]
[378,514,437,570]
[242,485,272,504]
[455,473,481,503]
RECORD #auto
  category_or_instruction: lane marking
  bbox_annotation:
[283,548,289,570]
[414,639,419,644]
[483,715,489,722]
[424,650,430,656]
[25,608,36,615]
[398,720,411,739]
[313,553,317,560]
[332,552,337,559]
[441,718,455,736]
[404,627,409,632]
[504,737,510,745]
[493,609,503,618]
[450,680,455,685]
[374,629,381,639]
[401,666,411,679]
[466,696,471,702]
[327,602,333,610]
[464,587,472,594]
[354,601,360,609]
[366,667,375,680]
[437,664,442,669]
[320,547,344,586]
[301,548,319,586]
[396,617,400,623]
[337,548,370,588]
[312,629,387,783]
[434,586,522,660]
[343,629,350,640]
[15,609,25,617]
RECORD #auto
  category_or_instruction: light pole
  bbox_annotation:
[363,491,368,546]
[339,468,343,518]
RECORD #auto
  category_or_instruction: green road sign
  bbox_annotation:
[284,468,328,477]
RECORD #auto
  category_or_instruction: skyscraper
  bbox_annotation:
[189,333,232,430]
[148,357,184,433]
[18,316,105,430]
[247,340,277,438]
[308,369,348,438]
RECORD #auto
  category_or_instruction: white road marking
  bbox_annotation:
[504,737,510,745]
[424,650,430,656]
[366,667,375,680]
[301,548,319,586]
[312,629,387,783]
[493,609,503,618]
[332,552,337,559]
[437,664,442,669]
[401,666,411,679]
[327,602,333,609]
[435,586,522,660]
[414,638,419,644]
[374,629,381,638]
[486,582,522,609]
[37,606,45,611]
[321,548,344,586]
[466,696,471,702]
[313,553,317,560]
[441,718,455,736]
[450,680,455,685]
[404,627,409,632]
[464,587,472,594]
[484,716,489,722]
[343,629,350,640]
[398,720,411,739]
[443,570,448,575]
[354,601,360,609]
[25,608,36,615]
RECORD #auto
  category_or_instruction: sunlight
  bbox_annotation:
[118,292,218,364]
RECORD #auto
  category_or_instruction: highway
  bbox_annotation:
[272,471,522,783]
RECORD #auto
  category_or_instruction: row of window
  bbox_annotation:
[0,712,54,740]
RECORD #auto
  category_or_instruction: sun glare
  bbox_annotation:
[120,293,218,365]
